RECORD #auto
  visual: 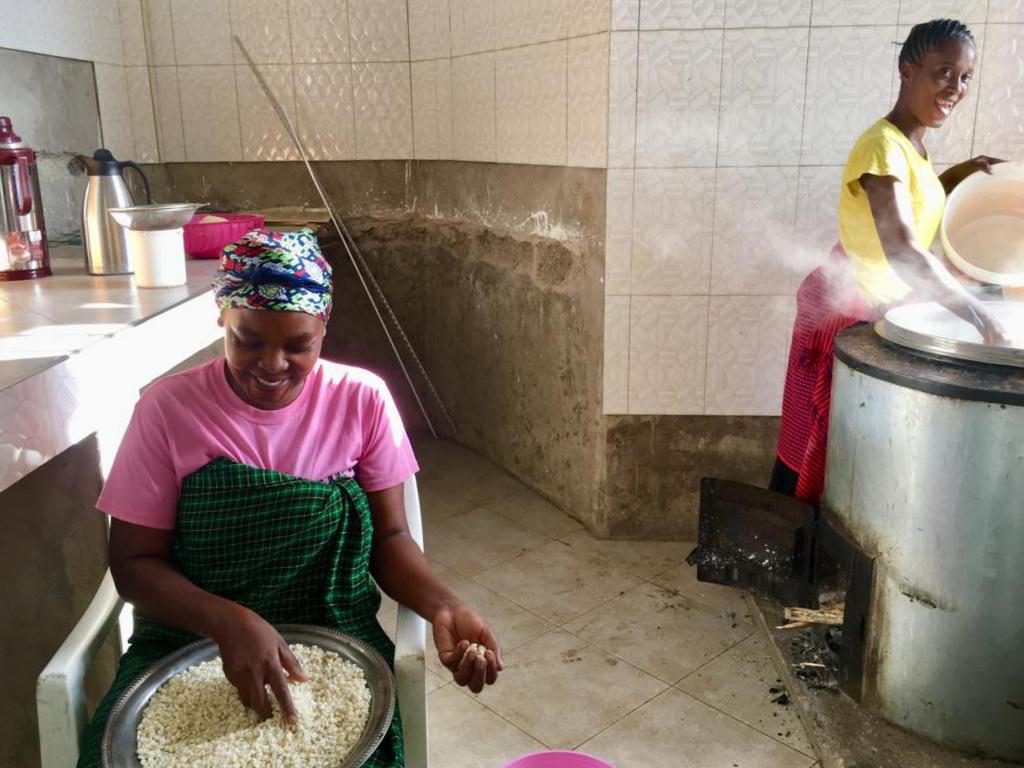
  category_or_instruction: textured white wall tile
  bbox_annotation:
[911,23,985,165]
[631,168,716,294]
[494,0,568,49]
[90,0,129,64]
[349,0,410,61]
[710,166,800,294]
[125,67,160,162]
[705,295,794,416]
[143,0,177,65]
[412,59,453,159]
[604,295,631,413]
[152,66,186,161]
[628,295,709,415]
[611,0,640,29]
[178,65,243,160]
[718,28,807,166]
[496,41,568,166]
[801,26,897,165]
[974,24,1024,160]
[725,0,811,27]
[607,31,639,167]
[635,30,722,167]
[95,64,135,159]
[810,0,897,26]
[295,63,357,159]
[989,0,1024,23]
[898,0,987,25]
[235,64,299,160]
[452,52,496,161]
[794,165,842,280]
[639,0,725,29]
[568,33,610,168]
[408,0,451,60]
[289,0,351,63]
[119,0,149,65]
[606,169,634,294]
[352,62,413,158]
[569,0,611,36]
[171,0,233,65]
[450,0,495,55]
[230,0,292,64]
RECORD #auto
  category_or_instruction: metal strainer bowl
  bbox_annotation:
[100,624,395,768]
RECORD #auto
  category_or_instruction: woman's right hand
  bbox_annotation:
[212,606,308,724]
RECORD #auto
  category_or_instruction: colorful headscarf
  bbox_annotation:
[213,228,333,323]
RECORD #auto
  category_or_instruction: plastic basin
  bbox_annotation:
[503,751,615,768]
[941,161,1024,287]
[183,212,265,259]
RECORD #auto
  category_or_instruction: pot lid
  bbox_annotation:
[876,302,1024,369]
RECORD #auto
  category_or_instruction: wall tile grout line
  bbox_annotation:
[227,0,245,162]
[404,0,416,160]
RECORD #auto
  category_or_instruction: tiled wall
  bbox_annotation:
[100,0,614,168]
[0,0,152,162]
[602,0,1024,417]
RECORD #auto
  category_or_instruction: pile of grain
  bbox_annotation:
[136,644,371,768]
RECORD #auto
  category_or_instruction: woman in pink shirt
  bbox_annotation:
[77,229,500,768]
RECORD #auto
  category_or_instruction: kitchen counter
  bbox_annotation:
[0,245,221,491]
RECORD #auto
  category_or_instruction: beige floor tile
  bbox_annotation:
[580,687,817,768]
[425,668,449,694]
[475,540,645,625]
[475,630,667,750]
[425,579,553,677]
[482,486,585,538]
[428,684,545,767]
[425,507,550,576]
[556,530,694,579]
[677,633,815,756]
[651,559,754,619]
[563,581,756,684]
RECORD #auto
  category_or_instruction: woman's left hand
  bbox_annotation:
[433,602,503,693]
[956,154,1006,181]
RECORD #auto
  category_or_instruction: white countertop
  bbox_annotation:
[0,245,222,492]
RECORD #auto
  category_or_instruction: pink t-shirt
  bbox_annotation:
[98,358,419,530]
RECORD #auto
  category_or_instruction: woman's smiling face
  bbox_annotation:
[900,38,976,129]
[221,308,325,409]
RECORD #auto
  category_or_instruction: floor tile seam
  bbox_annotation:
[571,680,676,752]
[443,537,559,580]
[668,686,819,762]
[543,539,692,585]
[463,576,561,633]
[638,571,758,625]
[672,624,759,679]
[447,684,555,750]
[486,503,584,540]
[551,624,681,691]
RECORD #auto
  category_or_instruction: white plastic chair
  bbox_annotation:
[36,476,430,768]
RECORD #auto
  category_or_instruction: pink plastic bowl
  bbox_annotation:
[503,751,614,768]
[183,213,265,259]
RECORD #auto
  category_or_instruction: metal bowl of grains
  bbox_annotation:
[101,624,395,768]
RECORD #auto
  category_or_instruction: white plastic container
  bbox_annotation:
[127,228,187,288]
[941,161,1024,287]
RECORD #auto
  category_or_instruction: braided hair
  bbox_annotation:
[899,19,975,66]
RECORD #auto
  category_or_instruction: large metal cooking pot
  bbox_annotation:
[824,324,1024,760]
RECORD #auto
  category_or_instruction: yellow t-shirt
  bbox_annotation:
[838,118,947,306]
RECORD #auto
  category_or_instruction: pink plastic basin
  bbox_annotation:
[503,751,614,768]
[183,212,265,259]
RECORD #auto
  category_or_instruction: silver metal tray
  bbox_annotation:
[875,301,1024,369]
[101,624,395,768]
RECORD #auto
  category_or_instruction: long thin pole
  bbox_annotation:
[234,36,459,438]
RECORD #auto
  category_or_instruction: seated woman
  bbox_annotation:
[77,228,501,767]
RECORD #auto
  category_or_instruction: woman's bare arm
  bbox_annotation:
[861,173,1007,344]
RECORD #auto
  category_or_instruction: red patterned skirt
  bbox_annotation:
[777,246,877,505]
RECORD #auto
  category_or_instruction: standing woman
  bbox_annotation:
[77,229,501,767]
[772,18,1009,505]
